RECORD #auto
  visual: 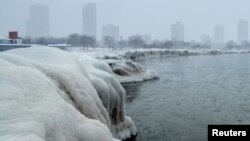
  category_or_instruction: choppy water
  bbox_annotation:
[124,54,250,141]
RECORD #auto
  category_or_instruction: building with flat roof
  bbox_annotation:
[238,19,248,43]
[26,4,50,38]
[214,25,224,44]
[171,22,184,41]
[0,31,22,44]
[82,3,97,39]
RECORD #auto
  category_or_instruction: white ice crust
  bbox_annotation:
[0,47,136,141]
[72,49,161,83]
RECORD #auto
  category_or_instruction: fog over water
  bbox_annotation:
[1,0,250,41]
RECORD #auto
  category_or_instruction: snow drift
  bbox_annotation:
[0,47,136,141]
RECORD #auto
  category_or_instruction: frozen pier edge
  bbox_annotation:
[0,47,136,141]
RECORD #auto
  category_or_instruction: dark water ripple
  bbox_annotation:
[124,54,250,141]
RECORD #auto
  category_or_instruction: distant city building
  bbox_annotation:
[82,3,97,39]
[238,19,248,43]
[9,31,18,40]
[0,31,22,44]
[171,22,184,41]
[214,25,224,44]
[9,31,22,44]
[102,24,120,41]
[26,4,50,38]
[200,34,212,46]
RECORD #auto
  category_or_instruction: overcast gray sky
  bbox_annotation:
[1,0,250,41]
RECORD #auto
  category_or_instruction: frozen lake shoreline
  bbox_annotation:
[0,47,137,141]
[71,47,250,84]
[69,47,250,60]
[2,46,250,141]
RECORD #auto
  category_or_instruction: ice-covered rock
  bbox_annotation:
[106,59,159,83]
[122,50,200,60]
[73,49,160,83]
[0,47,136,141]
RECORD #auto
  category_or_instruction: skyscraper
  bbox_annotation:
[238,19,248,43]
[171,22,184,41]
[102,24,120,41]
[82,3,97,39]
[214,25,224,45]
[26,4,49,38]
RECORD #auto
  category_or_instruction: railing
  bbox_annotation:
[0,44,72,51]
[0,44,31,51]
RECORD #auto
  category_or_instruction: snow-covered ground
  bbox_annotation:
[0,47,136,141]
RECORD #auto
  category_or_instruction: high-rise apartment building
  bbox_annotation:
[26,4,49,38]
[171,22,184,41]
[82,3,97,39]
[238,19,248,43]
[214,25,224,44]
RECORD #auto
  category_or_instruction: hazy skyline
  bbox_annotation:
[1,0,250,41]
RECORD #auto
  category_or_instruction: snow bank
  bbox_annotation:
[0,47,136,141]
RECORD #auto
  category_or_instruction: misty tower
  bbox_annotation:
[171,22,184,41]
[102,24,120,41]
[214,25,224,45]
[238,19,248,43]
[82,3,97,39]
[26,4,49,38]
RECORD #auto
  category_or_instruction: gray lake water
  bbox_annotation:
[124,54,250,141]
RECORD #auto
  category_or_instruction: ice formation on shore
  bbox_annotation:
[73,49,161,83]
[0,47,136,141]
[78,47,250,61]
[106,59,159,83]
[73,48,250,84]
